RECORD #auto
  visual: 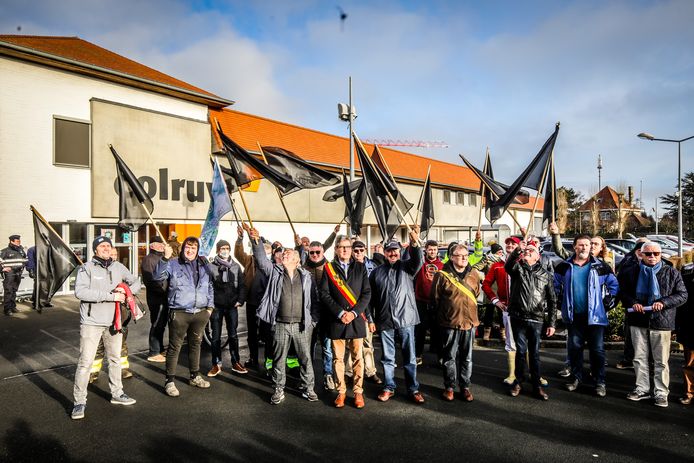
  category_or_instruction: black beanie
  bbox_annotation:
[216,239,231,252]
[92,235,113,251]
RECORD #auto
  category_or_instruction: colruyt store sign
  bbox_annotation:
[91,99,215,221]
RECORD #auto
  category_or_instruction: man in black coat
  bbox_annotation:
[1,235,27,316]
[141,236,168,362]
[320,236,371,409]
[618,242,687,407]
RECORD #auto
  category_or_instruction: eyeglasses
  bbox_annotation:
[643,252,661,257]
[353,248,365,253]
[308,251,322,255]
[451,254,468,258]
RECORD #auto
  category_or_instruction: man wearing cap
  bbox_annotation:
[207,239,247,376]
[414,239,443,363]
[141,236,169,362]
[1,235,27,316]
[483,236,520,385]
[71,236,140,419]
[370,226,425,404]
[505,240,557,401]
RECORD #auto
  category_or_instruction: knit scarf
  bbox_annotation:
[636,261,662,306]
[214,255,234,282]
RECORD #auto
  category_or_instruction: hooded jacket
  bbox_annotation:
[554,256,619,326]
[369,244,423,330]
[504,248,557,327]
[153,237,214,313]
[75,257,141,327]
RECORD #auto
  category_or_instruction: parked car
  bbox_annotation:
[605,238,637,252]
[540,240,574,267]
[646,235,694,251]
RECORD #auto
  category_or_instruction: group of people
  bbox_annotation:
[14,221,684,420]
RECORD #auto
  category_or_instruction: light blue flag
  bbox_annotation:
[200,159,232,256]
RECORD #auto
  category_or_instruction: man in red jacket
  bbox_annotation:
[482,236,519,385]
[414,240,444,364]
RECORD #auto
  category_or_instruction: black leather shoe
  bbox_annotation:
[534,387,549,401]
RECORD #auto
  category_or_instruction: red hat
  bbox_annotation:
[505,236,521,245]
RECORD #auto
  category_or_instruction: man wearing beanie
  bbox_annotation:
[207,239,247,376]
[1,234,27,315]
[141,236,169,362]
[71,236,140,419]
[153,236,215,397]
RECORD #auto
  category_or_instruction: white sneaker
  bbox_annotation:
[110,393,136,406]
[71,404,86,420]
[189,375,211,388]
[165,381,180,397]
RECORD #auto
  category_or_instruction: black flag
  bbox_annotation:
[31,206,81,310]
[110,146,154,232]
[419,170,435,238]
[542,158,557,226]
[354,135,409,241]
[341,171,367,234]
[323,178,362,202]
[259,146,340,193]
[485,124,559,222]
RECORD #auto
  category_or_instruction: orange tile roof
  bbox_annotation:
[211,108,542,211]
[0,35,232,107]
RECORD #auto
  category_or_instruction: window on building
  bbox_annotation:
[54,117,90,167]
[443,190,451,204]
[469,194,477,207]
[600,211,611,221]
[456,191,465,206]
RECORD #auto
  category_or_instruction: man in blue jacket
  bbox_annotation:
[554,235,619,397]
[250,228,320,405]
[154,236,214,398]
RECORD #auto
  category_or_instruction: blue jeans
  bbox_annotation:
[440,327,475,389]
[210,306,239,365]
[380,326,420,394]
[311,329,333,375]
[510,318,543,389]
[568,314,606,385]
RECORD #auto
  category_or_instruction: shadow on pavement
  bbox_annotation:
[1,419,82,463]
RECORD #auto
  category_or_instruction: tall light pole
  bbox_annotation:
[597,154,602,191]
[638,132,694,256]
[337,77,357,181]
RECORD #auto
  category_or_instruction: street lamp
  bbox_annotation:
[638,132,694,256]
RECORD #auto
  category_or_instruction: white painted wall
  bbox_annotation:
[0,57,209,243]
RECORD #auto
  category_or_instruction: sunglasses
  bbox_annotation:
[309,250,322,255]
[642,252,661,257]
[353,248,365,253]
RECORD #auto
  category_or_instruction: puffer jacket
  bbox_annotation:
[618,261,687,331]
[252,240,319,329]
[153,255,214,313]
[208,256,246,309]
[554,256,619,326]
[75,258,141,326]
[369,244,423,330]
[320,258,371,339]
[431,261,481,330]
[504,248,557,327]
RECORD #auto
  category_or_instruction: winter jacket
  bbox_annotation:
[252,240,319,329]
[551,233,571,260]
[482,260,511,306]
[414,257,443,302]
[431,261,481,330]
[141,250,167,295]
[618,261,687,331]
[208,256,246,309]
[320,259,371,339]
[235,239,269,307]
[554,256,619,326]
[26,246,36,274]
[504,248,557,327]
[75,257,141,327]
[153,255,214,313]
[0,244,26,275]
[369,244,423,330]
[677,264,694,348]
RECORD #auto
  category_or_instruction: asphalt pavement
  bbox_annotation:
[1,294,693,463]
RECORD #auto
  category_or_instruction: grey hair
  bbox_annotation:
[641,242,662,253]
[450,243,469,255]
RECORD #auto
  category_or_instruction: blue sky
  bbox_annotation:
[2,0,693,213]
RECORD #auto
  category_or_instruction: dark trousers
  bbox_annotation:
[622,316,634,363]
[482,303,499,327]
[415,300,429,357]
[246,304,259,362]
[210,306,240,365]
[567,314,606,385]
[440,327,475,390]
[511,317,543,389]
[146,292,169,356]
[259,320,273,361]
[166,310,211,381]
[3,273,21,312]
